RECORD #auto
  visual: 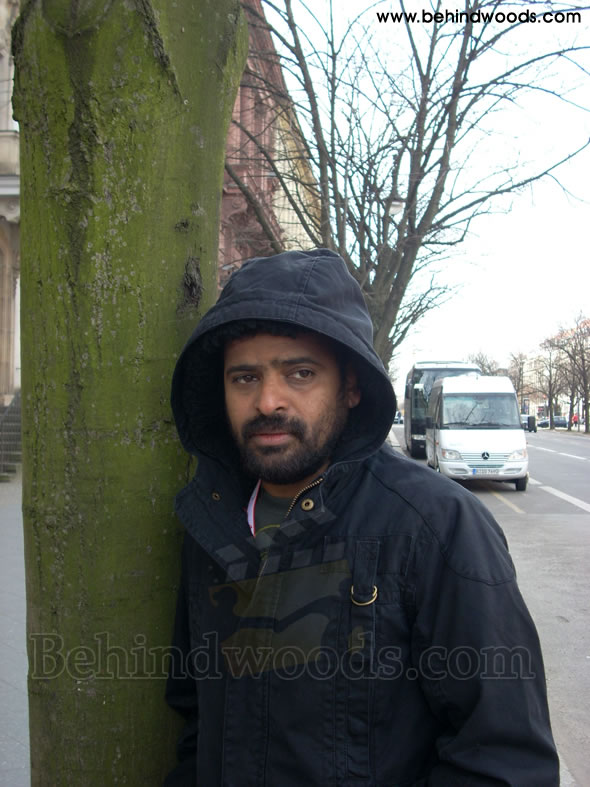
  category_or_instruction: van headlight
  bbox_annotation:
[508,448,527,460]
[441,448,462,460]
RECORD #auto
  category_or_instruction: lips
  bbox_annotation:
[253,430,289,436]
[251,431,292,445]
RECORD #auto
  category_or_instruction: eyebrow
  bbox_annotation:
[224,356,323,377]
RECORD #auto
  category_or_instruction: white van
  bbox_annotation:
[425,375,529,491]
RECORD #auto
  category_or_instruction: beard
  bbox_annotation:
[232,401,349,485]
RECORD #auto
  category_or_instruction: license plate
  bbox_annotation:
[472,468,497,475]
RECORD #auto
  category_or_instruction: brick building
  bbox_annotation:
[219,0,319,287]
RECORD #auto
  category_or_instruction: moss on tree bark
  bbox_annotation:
[12,1,247,783]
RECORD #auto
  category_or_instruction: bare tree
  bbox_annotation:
[549,315,590,433]
[559,354,580,431]
[468,352,500,376]
[536,342,565,428]
[231,0,590,366]
[507,352,531,411]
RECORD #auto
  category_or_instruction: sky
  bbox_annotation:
[391,148,590,385]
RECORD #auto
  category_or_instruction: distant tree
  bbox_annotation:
[507,352,530,411]
[559,354,580,431]
[536,342,565,428]
[549,315,590,433]
[230,0,590,366]
[468,352,500,376]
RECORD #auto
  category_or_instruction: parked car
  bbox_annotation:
[393,411,404,424]
[538,416,567,429]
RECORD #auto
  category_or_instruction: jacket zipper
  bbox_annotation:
[257,475,325,578]
[285,474,325,517]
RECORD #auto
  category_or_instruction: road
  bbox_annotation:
[391,425,590,787]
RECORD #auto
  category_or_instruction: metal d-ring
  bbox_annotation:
[350,585,378,606]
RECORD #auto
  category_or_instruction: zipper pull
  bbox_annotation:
[285,475,324,517]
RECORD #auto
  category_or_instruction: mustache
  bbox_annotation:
[242,414,306,442]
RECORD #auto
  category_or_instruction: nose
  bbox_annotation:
[255,375,288,415]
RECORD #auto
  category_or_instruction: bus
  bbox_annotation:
[403,361,481,457]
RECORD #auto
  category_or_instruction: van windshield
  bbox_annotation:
[442,393,520,429]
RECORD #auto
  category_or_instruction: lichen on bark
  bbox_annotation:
[12,0,247,783]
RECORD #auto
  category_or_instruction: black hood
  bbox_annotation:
[171,249,396,468]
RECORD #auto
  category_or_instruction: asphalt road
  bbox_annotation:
[391,425,590,786]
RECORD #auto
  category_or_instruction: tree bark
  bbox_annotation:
[12,1,247,783]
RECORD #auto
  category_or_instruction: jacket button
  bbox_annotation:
[301,498,314,511]
[212,491,221,501]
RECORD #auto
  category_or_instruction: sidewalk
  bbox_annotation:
[387,426,402,450]
[0,468,30,786]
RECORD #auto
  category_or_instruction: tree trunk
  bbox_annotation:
[12,1,247,783]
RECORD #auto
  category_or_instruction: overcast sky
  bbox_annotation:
[391,145,590,386]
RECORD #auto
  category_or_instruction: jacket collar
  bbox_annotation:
[175,453,348,577]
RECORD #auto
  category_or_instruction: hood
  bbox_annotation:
[171,249,396,469]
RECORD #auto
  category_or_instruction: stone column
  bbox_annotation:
[0,0,20,405]
[0,218,19,404]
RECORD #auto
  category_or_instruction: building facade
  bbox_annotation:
[219,0,319,287]
[0,0,19,406]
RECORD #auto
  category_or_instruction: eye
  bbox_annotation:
[290,368,315,380]
[232,374,258,384]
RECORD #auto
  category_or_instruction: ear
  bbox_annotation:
[344,365,361,408]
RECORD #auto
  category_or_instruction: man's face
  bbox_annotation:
[224,332,360,489]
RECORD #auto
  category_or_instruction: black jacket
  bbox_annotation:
[166,250,558,786]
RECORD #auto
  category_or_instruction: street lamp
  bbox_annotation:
[389,196,405,216]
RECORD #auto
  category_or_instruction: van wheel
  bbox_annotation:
[515,476,528,492]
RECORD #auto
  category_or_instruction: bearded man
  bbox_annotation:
[165,249,558,786]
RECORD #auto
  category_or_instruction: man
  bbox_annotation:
[166,249,558,785]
